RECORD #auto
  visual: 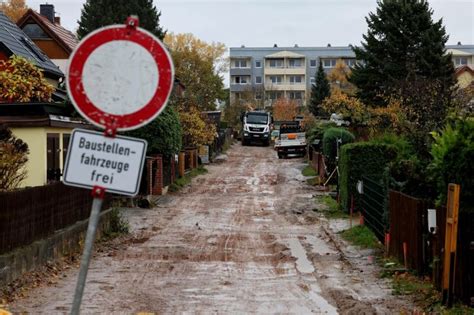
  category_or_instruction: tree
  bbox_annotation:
[272,97,298,121]
[178,107,216,147]
[0,0,28,22]
[327,59,356,95]
[350,0,455,108]
[77,0,166,40]
[321,89,368,125]
[164,33,227,112]
[309,61,331,117]
[0,55,54,102]
[127,104,182,156]
[0,124,29,190]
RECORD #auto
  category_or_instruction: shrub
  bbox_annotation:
[0,125,29,190]
[322,127,355,171]
[339,142,396,212]
[430,119,474,211]
[306,121,337,144]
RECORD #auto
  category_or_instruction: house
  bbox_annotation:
[17,4,78,73]
[454,65,474,89]
[0,103,90,187]
[0,11,63,86]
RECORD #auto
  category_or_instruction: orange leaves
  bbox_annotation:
[0,0,28,22]
[321,89,367,124]
[0,56,54,103]
[272,97,298,121]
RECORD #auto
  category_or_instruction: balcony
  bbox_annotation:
[264,83,306,91]
[264,67,305,75]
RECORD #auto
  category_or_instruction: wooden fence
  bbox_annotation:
[388,190,474,304]
[0,182,111,254]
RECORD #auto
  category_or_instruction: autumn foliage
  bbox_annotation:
[0,56,54,103]
[272,98,298,121]
[0,0,28,22]
[0,125,29,190]
[179,107,216,147]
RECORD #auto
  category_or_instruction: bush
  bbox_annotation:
[339,142,396,212]
[430,119,474,211]
[306,121,337,144]
[0,125,29,190]
[322,127,355,171]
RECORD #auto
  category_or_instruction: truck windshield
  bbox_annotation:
[246,114,268,125]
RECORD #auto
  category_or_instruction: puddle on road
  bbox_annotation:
[286,238,315,274]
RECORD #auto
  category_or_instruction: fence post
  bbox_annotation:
[152,155,163,195]
[178,152,185,177]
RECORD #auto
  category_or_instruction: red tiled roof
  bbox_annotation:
[455,65,474,76]
[17,9,78,54]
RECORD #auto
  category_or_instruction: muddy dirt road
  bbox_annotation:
[10,144,411,314]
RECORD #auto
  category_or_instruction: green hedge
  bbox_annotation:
[339,142,397,213]
[322,128,355,171]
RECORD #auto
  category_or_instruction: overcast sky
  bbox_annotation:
[26,0,474,84]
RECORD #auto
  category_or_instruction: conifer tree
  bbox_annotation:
[309,61,331,117]
[350,0,455,109]
[77,0,166,40]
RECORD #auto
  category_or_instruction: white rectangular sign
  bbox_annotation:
[63,129,147,196]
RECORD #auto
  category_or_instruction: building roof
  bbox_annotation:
[0,11,63,77]
[265,50,305,58]
[455,65,474,76]
[447,48,472,56]
[17,9,78,54]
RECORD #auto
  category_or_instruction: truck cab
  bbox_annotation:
[241,111,272,146]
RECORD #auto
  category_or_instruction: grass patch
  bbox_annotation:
[101,208,129,240]
[321,195,349,219]
[306,176,320,186]
[340,225,380,249]
[302,165,318,177]
[169,166,208,192]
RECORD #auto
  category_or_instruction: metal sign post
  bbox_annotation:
[63,15,174,314]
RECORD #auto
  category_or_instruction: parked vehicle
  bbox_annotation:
[274,121,306,158]
[241,111,272,146]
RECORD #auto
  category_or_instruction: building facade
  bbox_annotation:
[229,44,474,107]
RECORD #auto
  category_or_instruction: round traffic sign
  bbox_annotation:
[66,18,174,131]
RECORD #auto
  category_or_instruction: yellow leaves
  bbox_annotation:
[272,97,298,121]
[367,98,408,136]
[0,56,54,103]
[178,107,216,146]
[327,59,356,95]
[0,0,27,22]
[322,89,367,124]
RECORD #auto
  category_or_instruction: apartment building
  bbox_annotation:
[229,44,474,107]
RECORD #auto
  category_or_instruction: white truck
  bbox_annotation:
[274,121,307,159]
[241,111,272,146]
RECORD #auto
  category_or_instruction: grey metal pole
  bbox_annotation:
[70,197,103,315]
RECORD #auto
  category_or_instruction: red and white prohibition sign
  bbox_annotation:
[67,17,174,132]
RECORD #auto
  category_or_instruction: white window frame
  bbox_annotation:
[454,57,468,66]
[269,59,284,68]
[310,77,316,85]
[289,91,302,100]
[289,76,303,84]
[255,76,262,84]
[233,59,248,68]
[344,59,356,67]
[288,59,302,68]
[269,76,283,84]
[234,76,249,84]
[255,60,262,68]
[310,59,317,67]
[323,59,336,68]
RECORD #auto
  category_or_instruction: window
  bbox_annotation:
[454,57,468,66]
[22,23,50,39]
[255,92,263,100]
[344,59,356,67]
[310,77,316,85]
[255,60,262,68]
[323,59,337,68]
[267,91,283,100]
[310,59,317,67]
[269,59,284,68]
[255,76,262,84]
[288,59,302,68]
[234,76,249,84]
[233,59,248,68]
[289,91,303,100]
[269,76,282,84]
[289,76,303,84]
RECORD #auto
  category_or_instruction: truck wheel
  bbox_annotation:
[278,153,282,159]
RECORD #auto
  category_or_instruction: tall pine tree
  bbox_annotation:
[309,60,331,117]
[77,0,166,40]
[350,0,455,109]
